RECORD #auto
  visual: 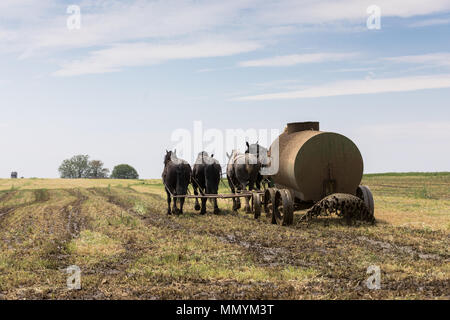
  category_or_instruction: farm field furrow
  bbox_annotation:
[0,174,449,300]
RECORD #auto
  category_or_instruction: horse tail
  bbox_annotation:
[245,154,257,174]
[245,163,255,175]
[176,165,188,195]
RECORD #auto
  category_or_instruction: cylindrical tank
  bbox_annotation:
[269,122,363,202]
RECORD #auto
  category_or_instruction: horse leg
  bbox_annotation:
[165,188,172,215]
[213,196,220,214]
[207,184,220,214]
[179,197,185,214]
[173,197,179,214]
[255,176,261,191]
[236,185,242,210]
[200,193,207,215]
[228,177,238,211]
[244,183,251,213]
[193,182,201,211]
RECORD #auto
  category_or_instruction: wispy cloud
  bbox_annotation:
[195,66,235,73]
[385,53,450,67]
[2,0,450,75]
[54,40,261,76]
[1,0,255,56]
[329,67,378,73]
[409,17,450,27]
[3,1,450,56]
[233,74,450,100]
[239,52,357,67]
[248,0,450,25]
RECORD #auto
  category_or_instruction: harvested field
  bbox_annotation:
[0,174,449,300]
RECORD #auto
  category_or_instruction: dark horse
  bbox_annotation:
[226,147,260,212]
[162,150,192,215]
[192,151,222,214]
[245,141,270,188]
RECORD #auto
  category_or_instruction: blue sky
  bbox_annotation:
[1,0,449,178]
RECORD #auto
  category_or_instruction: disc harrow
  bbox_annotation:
[303,193,375,224]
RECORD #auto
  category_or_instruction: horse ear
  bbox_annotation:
[246,141,249,148]
[211,154,214,158]
[166,149,168,153]
[173,149,177,155]
[226,152,230,159]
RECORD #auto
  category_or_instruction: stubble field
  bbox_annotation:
[0,173,449,300]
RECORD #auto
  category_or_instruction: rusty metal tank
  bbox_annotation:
[269,122,363,202]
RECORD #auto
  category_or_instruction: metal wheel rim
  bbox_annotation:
[252,192,262,219]
[357,185,375,217]
[273,189,293,226]
[282,189,294,225]
[273,190,283,225]
[264,188,277,223]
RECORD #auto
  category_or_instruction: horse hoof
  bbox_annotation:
[214,208,220,214]
[200,210,206,215]
[194,204,201,211]
[167,210,172,215]
[245,207,251,214]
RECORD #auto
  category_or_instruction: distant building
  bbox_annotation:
[11,172,18,179]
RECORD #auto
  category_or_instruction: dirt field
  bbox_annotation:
[0,173,449,300]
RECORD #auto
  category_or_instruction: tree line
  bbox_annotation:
[58,155,139,179]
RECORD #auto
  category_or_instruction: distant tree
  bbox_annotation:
[59,155,90,178]
[88,160,110,179]
[59,155,110,179]
[111,164,139,179]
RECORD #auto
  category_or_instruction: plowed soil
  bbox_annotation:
[0,175,448,300]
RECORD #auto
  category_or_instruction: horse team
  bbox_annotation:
[162,143,267,215]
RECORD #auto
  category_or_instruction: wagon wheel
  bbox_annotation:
[356,185,375,218]
[264,188,277,224]
[252,192,262,219]
[283,189,294,225]
[273,189,294,226]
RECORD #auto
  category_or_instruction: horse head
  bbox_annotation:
[246,142,270,167]
[164,150,173,166]
[194,151,209,165]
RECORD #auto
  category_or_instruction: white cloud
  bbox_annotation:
[234,74,450,100]
[239,52,357,67]
[409,17,450,27]
[54,40,262,76]
[330,67,377,73]
[385,53,450,67]
[249,0,450,25]
[3,0,450,56]
[2,0,450,75]
[0,0,255,55]
[0,0,55,20]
